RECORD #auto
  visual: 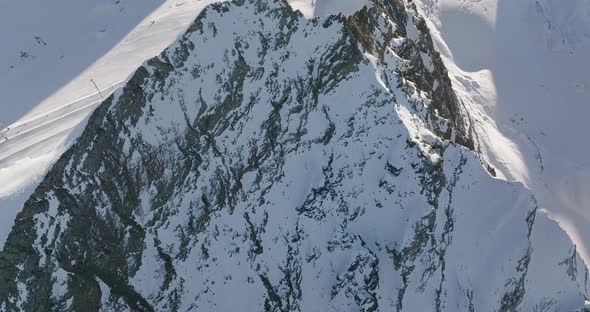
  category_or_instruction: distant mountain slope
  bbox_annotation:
[0,1,586,311]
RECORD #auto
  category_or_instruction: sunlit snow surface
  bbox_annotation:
[414,0,590,261]
[288,0,370,17]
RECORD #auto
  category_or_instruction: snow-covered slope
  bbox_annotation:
[0,0,234,249]
[0,0,370,253]
[413,0,590,263]
[0,1,587,311]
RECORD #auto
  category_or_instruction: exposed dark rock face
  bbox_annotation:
[0,1,587,311]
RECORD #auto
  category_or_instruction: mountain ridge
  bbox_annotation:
[0,0,587,311]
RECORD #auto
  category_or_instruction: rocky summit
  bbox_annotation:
[0,0,587,311]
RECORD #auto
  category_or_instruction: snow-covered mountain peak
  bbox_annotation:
[0,1,587,311]
[0,0,370,227]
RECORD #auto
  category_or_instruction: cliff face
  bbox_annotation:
[0,1,587,311]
